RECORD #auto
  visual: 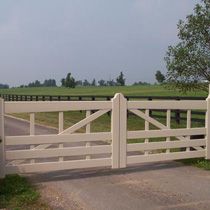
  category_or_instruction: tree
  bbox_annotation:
[132,81,150,86]
[165,0,210,92]
[61,78,65,87]
[65,73,76,88]
[155,71,165,84]
[76,80,83,86]
[28,80,42,87]
[116,72,126,86]
[91,79,96,86]
[0,83,9,89]
[107,79,116,86]
[43,79,56,87]
[98,79,106,86]
[83,79,90,86]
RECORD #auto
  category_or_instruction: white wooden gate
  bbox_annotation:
[0,92,210,178]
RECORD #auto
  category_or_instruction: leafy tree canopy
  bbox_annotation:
[165,0,210,92]
[155,70,165,84]
[116,72,126,86]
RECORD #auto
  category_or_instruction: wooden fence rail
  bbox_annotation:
[0,94,206,102]
[0,94,206,124]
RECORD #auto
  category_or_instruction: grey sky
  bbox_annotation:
[0,0,199,86]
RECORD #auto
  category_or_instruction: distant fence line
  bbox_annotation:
[0,94,206,124]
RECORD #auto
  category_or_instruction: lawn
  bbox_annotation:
[0,175,50,210]
[0,85,208,97]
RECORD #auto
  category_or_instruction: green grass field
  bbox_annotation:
[0,175,50,210]
[0,85,208,97]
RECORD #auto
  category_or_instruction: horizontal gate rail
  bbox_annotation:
[5,132,111,145]
[6,158,112,174]
[127,139,206,152]
[127,128,206,139]
[127,150,205,165]
[128,100,206,110]
[6,145,112,160]
[5,101,112,113]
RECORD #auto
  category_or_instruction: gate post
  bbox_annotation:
[0,98,5,178]
[111,93,127,169]
[111,94,120,168]
[119,94,127,168]
[206,85,210,160]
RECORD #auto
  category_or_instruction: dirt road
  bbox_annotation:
[5,116,210,210]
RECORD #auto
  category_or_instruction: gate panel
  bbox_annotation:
[126,99,207,166]
[3,100,113,175]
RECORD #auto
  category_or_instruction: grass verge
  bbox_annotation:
[0,174,50,210]
[180,158,210,170]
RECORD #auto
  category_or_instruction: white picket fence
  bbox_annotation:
[0,92,209,178]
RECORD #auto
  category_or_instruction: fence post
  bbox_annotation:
[119,94,127,168]
[111,94,120,168]
[206,85,210,160]
[0,98,5,178]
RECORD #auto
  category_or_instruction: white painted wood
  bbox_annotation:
[128,100,206,110]
[86,111,91,133]
[119,94,127,168]
[131,109,204,151]
[0,98,5,178]
[59,109,110,135]
[166,110,171,153]
[6,145,112,160]
[206,87,210,159]
[144,109,149,155]
[59,112,64,133]
[58,112,64,161]
[30,113,35,163]
[186,110,191,152]
[6,158,111,174]
[111,94,120,169]
[9,109,110,164]
[6,132,112,146]
[127,150,205,165]
[86,110,91,160]
[127,128,206,139]
[131,109,171,130]
[5,101,112,113]
[127,139,206,152]
[130,109,192,142]
[30,113,35,135]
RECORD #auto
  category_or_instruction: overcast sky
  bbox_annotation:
[0,0,199,86]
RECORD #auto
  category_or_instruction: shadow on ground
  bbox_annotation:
[29,161,183,183]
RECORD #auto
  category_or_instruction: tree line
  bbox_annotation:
[60,71,126,88]
[19,79,57,88]
[17,70,164,89]
[0,83,9,89]
[4,69,165,89]
[19,72,128,88]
